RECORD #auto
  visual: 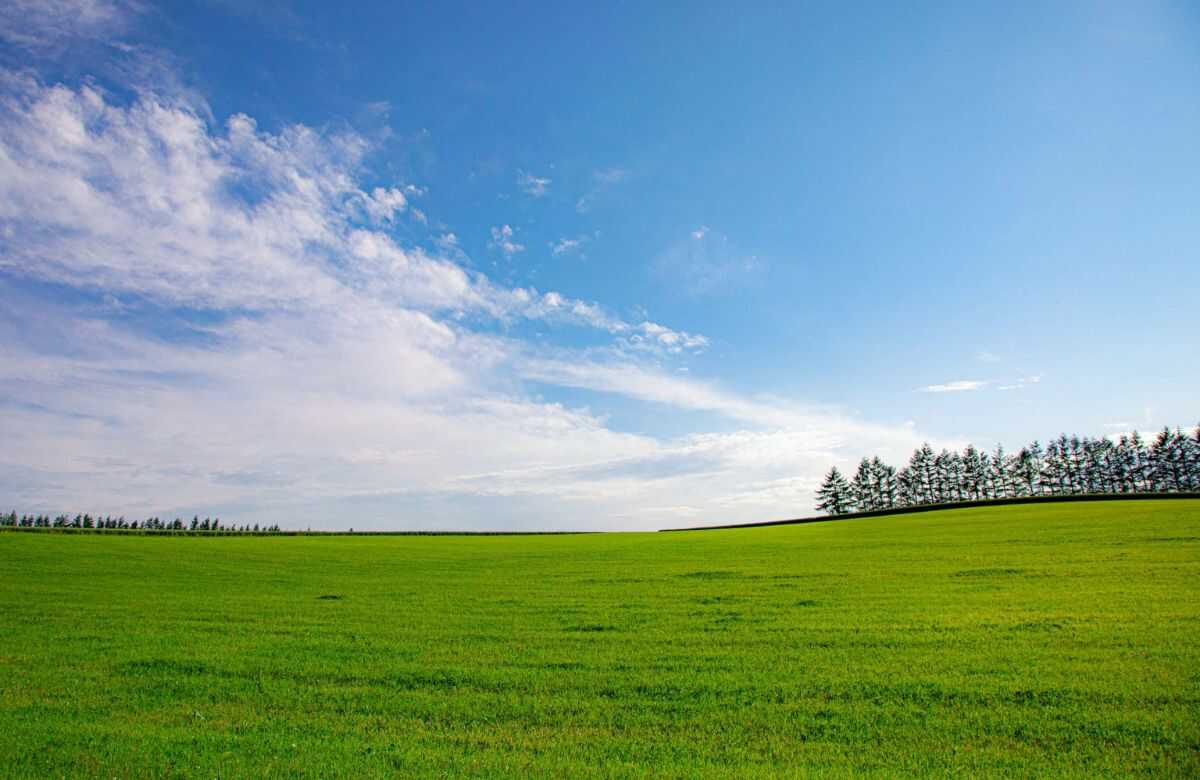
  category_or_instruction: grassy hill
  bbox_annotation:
[1,500,1197,777]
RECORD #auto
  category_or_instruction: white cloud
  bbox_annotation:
[920,380,987,393]
[516,169,550,197]
[653,225,762,297]
[0,297,941,529]
[0,81,409,311]
[997,375,1041,391]
[357,186,408,223]
[593,167,629,185]
[919,374,1039,393]
[0,0,139,49]
[485,288,703,352]
[626,321,709,354]
[433,232,462,259]
[551,237,583,256]
[575,166,629,213]
[0,72,941,530]
[488,224,525,255]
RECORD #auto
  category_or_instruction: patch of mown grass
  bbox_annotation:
[0,499,1197,777]
[953,567,1027,577]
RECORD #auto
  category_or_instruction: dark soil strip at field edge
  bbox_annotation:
[659,492,1200,532]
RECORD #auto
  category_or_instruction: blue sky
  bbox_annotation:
[1,1,1197,530]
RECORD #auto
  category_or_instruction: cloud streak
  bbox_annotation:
[575,166,628,213]
[0,0,139,50]
[551,237,584,256]
[653,225,762,298]
[920,380,988,393]
[516,169,550,197]
[488,224,525,255]
[997,375,1041,391]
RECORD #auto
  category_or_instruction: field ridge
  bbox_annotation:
[663,490,1200,531]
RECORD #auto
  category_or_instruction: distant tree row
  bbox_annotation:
[816,424,1200,515]
[0,513,281,533]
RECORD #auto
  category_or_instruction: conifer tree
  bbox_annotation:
[872,456,897,508]
[815,467,854,515]
[851,458,875,511]
[989,444,1010,498]
[1188,424,1200,489]
[1150,428,1178,491]
[962,445,984,499]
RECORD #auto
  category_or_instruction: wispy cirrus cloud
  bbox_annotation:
[918,374,1041,394]
[593,167,628,185]
[0,0,140,50]
[920,380,988,393]
[653,225,762,297]
[488,224,525,255]
[550,233,595,257]
[516,169,550,197]
[997,375,1041,391]
[575,166,629,213]
[551,238,581,256]
[624,322,709,355]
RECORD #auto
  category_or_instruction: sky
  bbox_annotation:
[1,1,1197,531]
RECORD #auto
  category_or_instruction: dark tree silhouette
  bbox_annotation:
[816,467,854,515]
[815,421,1200,514]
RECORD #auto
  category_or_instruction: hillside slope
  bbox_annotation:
[1,500,1197,777]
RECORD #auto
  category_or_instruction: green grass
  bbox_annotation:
[1,500,1198,778]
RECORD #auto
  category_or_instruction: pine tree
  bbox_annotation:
[851,458,875,511]
[815,467,854,515]
[962,445,984,500]
[1041,439,1066,495]
[977,450,993,499]
[896,463,912,505]
[1066,435,1085,493]
[1188,424,1200,489]
[989,444,1010,498]
[932,450,952,503]
[907,444,936,505]
[872,456,897,508]
[1168,428,1190,491]
[1150,428,1178,492]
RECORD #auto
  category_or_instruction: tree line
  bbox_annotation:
[0,513,282,533]
[815,424,1200,515]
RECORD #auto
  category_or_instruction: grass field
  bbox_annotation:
[1,500,1198,777]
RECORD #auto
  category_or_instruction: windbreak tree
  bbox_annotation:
[851,459,876,511]
[1188,424,1200,488]
[872,456,897,509]
[816,467,854,515]
[813,420,1199,514]
[989,444,1010,498]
